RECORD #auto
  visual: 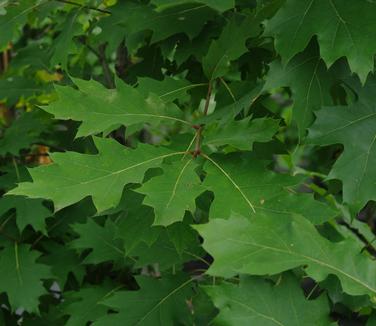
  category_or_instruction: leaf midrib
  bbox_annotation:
[312,112,376,141]
[166,159,193,208]
[135,277,194,325]
[54,151,186,190]
[228,298,285,326]
[227,238,376,294]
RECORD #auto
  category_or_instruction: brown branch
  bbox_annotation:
[21,153,50,158]
[115,39,130,80]
[2,49,9,72]
[79,38,115,89]
[54,0,111,14]
[193,128,203,157]
[1,43,11,74]
[98,43,115,88]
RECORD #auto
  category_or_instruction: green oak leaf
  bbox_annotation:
[205,274,330,325]
[124,3,217,44]
[0,77,49,106]
[115,191,162,254]
[195,214,376,297]
[203,153,337,224]
[338,216,376,249]
[39,243,84,286]
[264,0,376,83]
[2,0,375,322]
[0,195,51,233]
[49,10,82,68]
[197,83,263,124]
[308,77,376,212]
[0,243,52,312]
[172,27,216,66]
[9,137,183,212]
[7,43,50,71]
[263,42,334,138]
[132,228,204,271]
[0,165,31,191]
[46,199,96,239]
[174,0,281,68]
[99,2,216,51]
[151,0,235,12]
[136,159,204,225]
[137,76,193,102]
[114,193,203,269]
[0,0,40,50]
[203,14,259,80]
[0,111,49,156]
[114,193,204,268]
[203,117,280,151]
[19,312,65,326]
[94,275,194,326]
[0,310,4,325]
[94,3,141,56]
[167,221,200,256]
[190,289,217,326]
[70,218,124,264]
[62,285,118,326]
[43,77,187,137]
[321,276,370,313]
[367,314,376,326]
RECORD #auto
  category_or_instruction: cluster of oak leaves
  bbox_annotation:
[0,0,376,325]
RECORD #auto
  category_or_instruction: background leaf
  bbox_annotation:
[206,274,330,325]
